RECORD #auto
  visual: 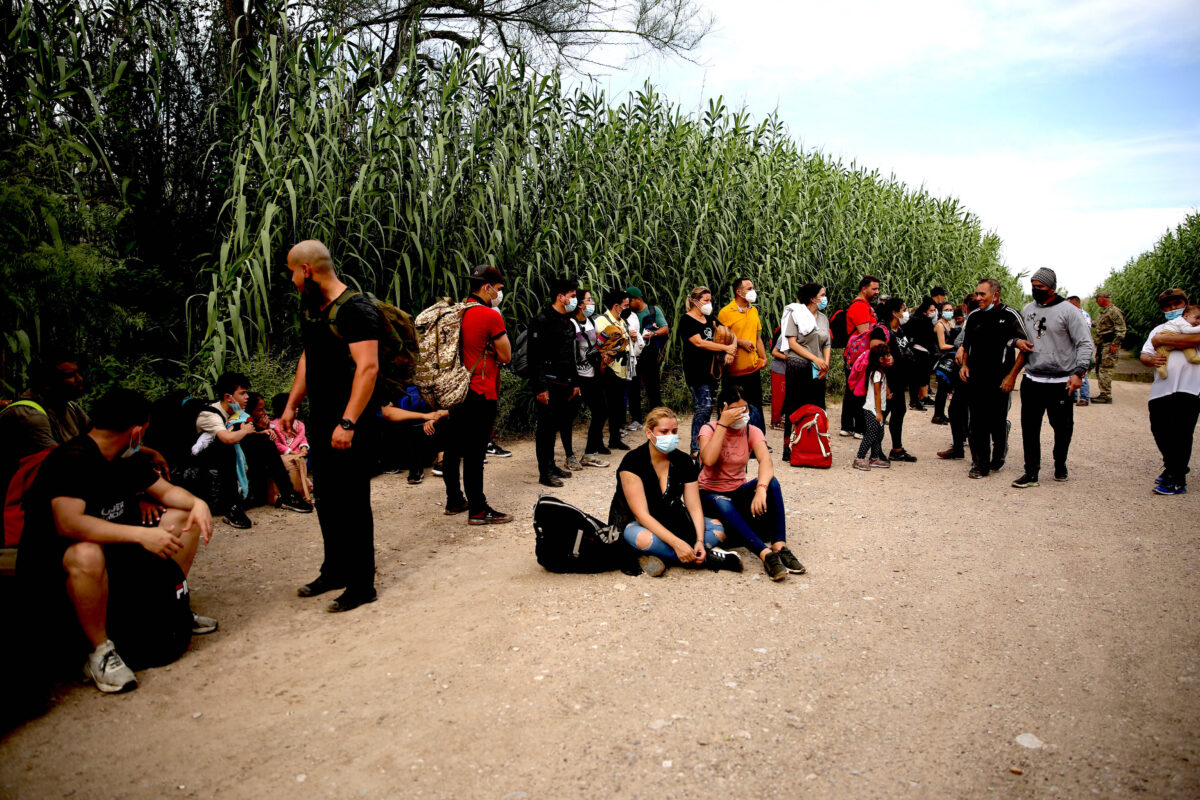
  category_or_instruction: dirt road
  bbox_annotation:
[2,379,1198,798]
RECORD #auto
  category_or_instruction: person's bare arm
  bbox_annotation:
[281,352,308,435]
[1153,331,1200,348]
[493,332,512,364]
[213,424,254,445]
[1000,352,1026,393]
[854,322,871,335]
[787,337,823,365]
[144,478,213,545]
[688,333,736,354]
[682,480,708,563]
[1141,351,1167,368]
[52,496,184,557]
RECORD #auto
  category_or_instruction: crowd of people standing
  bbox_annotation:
[2,240,1195,701]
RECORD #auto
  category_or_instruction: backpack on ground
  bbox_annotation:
[510,329,533,379]
[533,495,624,573]
[105,547,194,670]
[329,291,420,405]
[787,404,833,469]
[413,299,483,409]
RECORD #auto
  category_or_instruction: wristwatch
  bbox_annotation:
[339,418,356,431]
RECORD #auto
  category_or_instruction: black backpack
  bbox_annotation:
[829,308,849,349]
[510,329,533,379]
[106,547,195,670]
[533,495,624,573]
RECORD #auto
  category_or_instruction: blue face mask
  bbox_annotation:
[564,297,578,313]
[817,297,828,311]
[653,434,679,454]
[584,303,595,317]
[1165,308,1184,321]
[942,311,954,319]
[228,400,243,413]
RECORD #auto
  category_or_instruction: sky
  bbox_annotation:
[583,0,1200,297]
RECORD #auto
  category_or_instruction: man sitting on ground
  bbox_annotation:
[17,388,217,693]
[186,371,312,528]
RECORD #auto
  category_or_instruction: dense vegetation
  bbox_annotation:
[1095,213,1200,351]
[1,0,1019,421]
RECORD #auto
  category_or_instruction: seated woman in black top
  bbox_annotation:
[609,406,742,577]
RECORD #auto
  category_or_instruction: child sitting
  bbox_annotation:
[1155,305,1200,378]
[268,393,314,503]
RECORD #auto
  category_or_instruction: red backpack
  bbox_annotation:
[3,447,53,547]
[787,404,832,469]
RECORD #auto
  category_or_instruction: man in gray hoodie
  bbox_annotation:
[1011,268,1094,487]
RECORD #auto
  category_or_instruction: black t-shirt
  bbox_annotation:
[18,435,159,584]
[679,314,718,387]
[608,443,699,542]
[300,290,386,420]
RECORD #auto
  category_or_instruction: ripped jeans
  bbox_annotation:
[700,477,786,556]
[623,516,724,563]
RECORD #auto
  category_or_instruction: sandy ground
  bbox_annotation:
[1,378,1198,799]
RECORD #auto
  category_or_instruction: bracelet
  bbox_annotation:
[716,423,728,428]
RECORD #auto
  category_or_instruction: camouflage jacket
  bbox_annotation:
[1094,305,1126,343]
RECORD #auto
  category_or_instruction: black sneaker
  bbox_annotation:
[407,469,424,485]
[485,441,512,458]
[596,444,612,455]
[431,460,444,477]
[968,467,989,479]
[989,459,1005,473]
[539,474,564,488]
[1011,473,1039,488]
[444,499,470,515]
[937,448,965,459]
[551,465,573,479]
[776,546,806,574]
[223,507,251,529]
[279,492,314,513]
[609,440,630,451]
[762,551,788,581]
[889,449,917,463]
[298,576,345,597]
[1054,465,1068,482]
[328,588,377,613]
[908,403,927,412]
[468,507,514,525]
[705,547,743,573]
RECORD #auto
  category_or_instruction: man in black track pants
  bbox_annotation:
[529,278,582,488]
[960,278,1029,479]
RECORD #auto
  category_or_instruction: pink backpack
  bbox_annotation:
[848,351,871,397]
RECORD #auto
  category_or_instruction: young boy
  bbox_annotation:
[1155,304,1200,379]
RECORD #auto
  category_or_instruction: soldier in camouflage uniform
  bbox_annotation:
[1092,291,1126,403]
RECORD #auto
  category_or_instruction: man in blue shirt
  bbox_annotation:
[628,287,669,425]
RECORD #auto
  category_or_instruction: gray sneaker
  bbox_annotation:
[639,555,667,577]
[84,640,137,693]
[581,453,609,468]
[191,612,219,635]
[564,455,584,471]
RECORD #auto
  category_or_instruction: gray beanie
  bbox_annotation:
[1031,267,1057,291]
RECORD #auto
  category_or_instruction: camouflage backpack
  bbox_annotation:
[413,299,485,410]
[326,291,420,405]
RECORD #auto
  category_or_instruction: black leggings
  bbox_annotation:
[857,414,886,460]
[580,375,607,453]
[884,386,907,452]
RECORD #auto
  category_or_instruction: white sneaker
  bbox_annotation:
[85,640,137,693]
[192,612,219,635]
[839,430,852,437]
[625,421,642,432]
[581,453,610,468]
[853,432,864,440]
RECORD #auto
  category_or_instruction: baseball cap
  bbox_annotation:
[1094,291,1111,299]
[469,265,504,283]
[1156,288,1188,307]
[625,287,643,299]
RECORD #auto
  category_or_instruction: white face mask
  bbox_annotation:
[583,303,595,317]
[744,289,757,304]
[700,303,713,316]
[900,312,910,323]
[491,289,504,308]
[729,409,750,429]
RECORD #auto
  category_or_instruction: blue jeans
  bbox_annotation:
[1075,375,1091,403]
[700,477,786,556]
[623,516,724,563]
[689,382,716,454]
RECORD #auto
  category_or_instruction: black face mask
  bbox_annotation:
[1031,287,1052,304]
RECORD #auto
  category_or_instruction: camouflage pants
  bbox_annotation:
[1096,342,1118,397]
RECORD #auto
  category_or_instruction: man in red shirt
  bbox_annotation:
[441,265,514,525]
[839,275,880,437]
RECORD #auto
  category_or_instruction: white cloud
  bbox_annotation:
[696,0,1200,84]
